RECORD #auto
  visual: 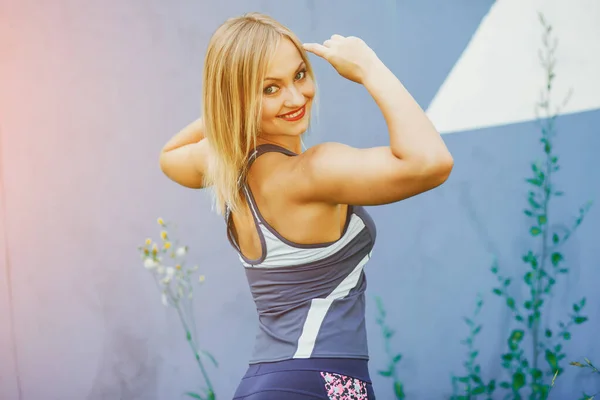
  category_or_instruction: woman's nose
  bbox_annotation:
[283,86,304,108]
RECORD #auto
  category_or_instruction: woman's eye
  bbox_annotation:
[295,70,306,80]
[264,86,279,95]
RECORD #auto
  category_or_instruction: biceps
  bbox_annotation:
[295,144,451,206]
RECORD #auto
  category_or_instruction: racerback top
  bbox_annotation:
[225,144,377,364]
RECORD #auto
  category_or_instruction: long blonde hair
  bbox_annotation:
[201,12,316,215]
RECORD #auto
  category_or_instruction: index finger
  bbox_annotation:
[302,43,329,59]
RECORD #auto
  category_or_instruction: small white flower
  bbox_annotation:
[166,267,175,277]
[161,292,169,307]
[156,266,166,275]
[144,258,158,269]
[198,275,206,283]
[175,246,187,257]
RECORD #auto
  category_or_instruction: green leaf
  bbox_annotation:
[500,382,510,389]
[393,354,402,363]
[545,329,552,338]
[201,350,219,367]
[551,252,563,266]
[562,332,571,340]
[502,353,513,361]
[552,233,559,243]
[573,303,580,312]
[185,392,203,400]
[472,386,486,395]
[394,381,405,399]
[545,350,558,370]
[206,389,216,400]
[379,369,393,377]
[574,316,588,324]
[510,329,525,342]
[524,272,533,285]
[512,372,526,390]
[493,288,502,296]
[538,215,547,225]
[506,297,515,309]
[503,278,511,287]
[527,178,543,187]
[529,198,541,209]
[531,368,543,380]
[554,191,564,196]
[524,210,534,217]
[530,227,542,236]
[487,379,496,392]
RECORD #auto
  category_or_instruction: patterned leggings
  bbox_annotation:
[233,369,376,399]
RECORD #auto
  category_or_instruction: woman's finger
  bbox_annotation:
[302,43,329,59]
[330,34,345,41]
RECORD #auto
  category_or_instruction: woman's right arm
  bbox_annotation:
[159,118,212,189]
[286,35,454,206]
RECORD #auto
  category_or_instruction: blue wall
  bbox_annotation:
[0,1,598,399]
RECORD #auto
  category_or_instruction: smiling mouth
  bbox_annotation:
[277,105,306,121]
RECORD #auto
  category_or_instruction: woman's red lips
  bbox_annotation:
[277,105,306,121]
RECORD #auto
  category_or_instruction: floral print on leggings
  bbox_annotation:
[320,372,368,399]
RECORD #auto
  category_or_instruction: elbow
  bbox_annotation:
[420,152,454,188]
[159,151,168,174]
[435,153,454,183]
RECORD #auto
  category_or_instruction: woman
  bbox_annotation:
[160,12,453,400]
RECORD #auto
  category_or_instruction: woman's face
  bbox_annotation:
[259,37,315,139]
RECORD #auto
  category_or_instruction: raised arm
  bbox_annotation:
[288,35,453,206]
[159,118,212,189]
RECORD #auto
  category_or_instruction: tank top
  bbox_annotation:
[225,144,377,364]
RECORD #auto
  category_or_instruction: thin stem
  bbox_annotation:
[176,304,214,394]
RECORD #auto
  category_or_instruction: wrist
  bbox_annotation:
[362,58,388,88]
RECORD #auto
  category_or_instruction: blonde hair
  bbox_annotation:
[201,12,316,215]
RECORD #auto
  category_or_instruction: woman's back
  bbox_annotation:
[225,144,377,364]
[229,144,353,261]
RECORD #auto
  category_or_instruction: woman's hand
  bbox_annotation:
[303,34,381,85]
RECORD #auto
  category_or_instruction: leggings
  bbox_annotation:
[233,358,376,400]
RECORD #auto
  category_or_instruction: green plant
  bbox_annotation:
[488,12,592,400]
[374,296,406,399]
[570,358,600,400]
[451,294,496,399]
[138,217,217,400]
[451,12,593,400]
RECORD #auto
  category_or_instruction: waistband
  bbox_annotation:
[243,357,372,383]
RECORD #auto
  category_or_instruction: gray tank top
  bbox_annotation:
[225,144,377,364]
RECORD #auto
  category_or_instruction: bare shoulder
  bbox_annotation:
[278,141,453,206]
